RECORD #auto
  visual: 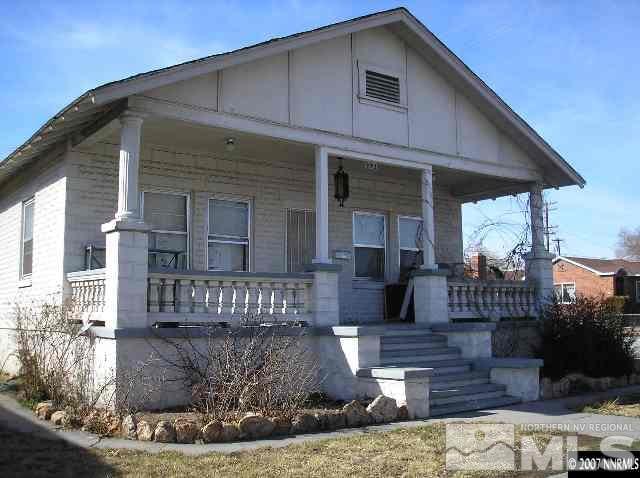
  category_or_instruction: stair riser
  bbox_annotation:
[380,330,438,337]
[431,390,506,406]
[382,336,446,344]
[380,341,448,351]
[431,366,471,375]
[381,354,461,365]
[430,378,490,388]
[381,347,460,357]
[429,396,521,417]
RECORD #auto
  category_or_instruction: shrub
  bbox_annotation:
[537,295,635,380]
[153,316,320,421]
[603,295,629,314]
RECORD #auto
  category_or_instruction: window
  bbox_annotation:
[398,216,423,281]
[353,212,386,280]
[286,209,315,273]
[20,198,34,279]
[142,192,189,269]
[636,280,640,304]
[554,283,576,304]
[208,198,250,271]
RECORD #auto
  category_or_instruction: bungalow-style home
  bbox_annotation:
[0,8,584,417]
[553,256,640,312]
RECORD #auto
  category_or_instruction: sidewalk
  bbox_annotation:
[1,385,640,456]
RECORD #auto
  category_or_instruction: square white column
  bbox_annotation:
[314,145,330,264]
[420,166,436,270]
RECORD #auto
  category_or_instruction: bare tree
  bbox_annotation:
[616,227,640,260]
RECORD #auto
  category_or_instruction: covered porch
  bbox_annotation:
[65,107,551,330]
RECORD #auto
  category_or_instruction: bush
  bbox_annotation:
[153,316,320,421]
[603,295,629,314]
[537,296,635,380]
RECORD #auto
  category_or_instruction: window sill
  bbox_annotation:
[18,278,32,288]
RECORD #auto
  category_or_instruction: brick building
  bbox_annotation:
[552,256,640,312]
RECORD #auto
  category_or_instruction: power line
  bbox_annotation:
[552,238,564,256]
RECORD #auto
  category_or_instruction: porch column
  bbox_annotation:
[306,145,341,326]
[524,182,554,309]
[413,165,449,324]
[420,165,436,269]
[101,110,151,329]
[313,145,330,264]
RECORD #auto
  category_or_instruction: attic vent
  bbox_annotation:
[365,70,400,104]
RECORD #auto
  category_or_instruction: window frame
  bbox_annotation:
[207,195,252,272]
[20,197,35,281]
[141,190,191,269]
[554,282,576,304]
[357,61,407,112]
[352,211,387,281]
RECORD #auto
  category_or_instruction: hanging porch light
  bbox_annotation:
[334,158,349,207]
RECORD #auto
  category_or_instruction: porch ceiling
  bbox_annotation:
[101,116,533,203]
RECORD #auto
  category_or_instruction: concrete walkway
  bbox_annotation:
[1,385,640,456]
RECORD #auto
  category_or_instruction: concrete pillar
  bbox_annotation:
[525,183,554,308]
[420,166,436,269]
[313,145,330,264]
[305,264,342,326]
[101,110,151,329]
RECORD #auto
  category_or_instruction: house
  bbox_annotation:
[0,8,583,417]
[553,256,640,312]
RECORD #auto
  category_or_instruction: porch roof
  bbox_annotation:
[1,7,585,191]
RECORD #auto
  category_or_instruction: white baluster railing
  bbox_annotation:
[447,279,537,320]
[147,270,314,325]
[67,269,107,320]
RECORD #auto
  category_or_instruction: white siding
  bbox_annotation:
[145,72,218,110]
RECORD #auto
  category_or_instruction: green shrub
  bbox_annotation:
[537,296,635,380]
[603,295,629,314]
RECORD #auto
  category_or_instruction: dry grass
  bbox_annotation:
[581,394,640,418]
[1,421,619,478]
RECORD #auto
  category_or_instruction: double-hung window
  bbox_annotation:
[142,192,189,269]
[20,198,34,279]
[353,212,386,280]
[554,283,576,304]
[208,198,250,271]
[398,216,423,281]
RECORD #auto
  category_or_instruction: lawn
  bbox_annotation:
[580,394,640,418]
[0,421,619,478]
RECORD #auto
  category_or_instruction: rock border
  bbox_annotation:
[540,373,640,399]
[33,395,409,444]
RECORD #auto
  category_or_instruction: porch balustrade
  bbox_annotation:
[67,269,107,318]
[447,279,537,320]
[147,270,314,324]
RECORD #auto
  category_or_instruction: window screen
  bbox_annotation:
[143,192,189,269]
[208,199,249,271]
[286,209,315,273]
[353,212,385,280]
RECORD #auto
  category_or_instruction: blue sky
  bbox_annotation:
[1,0,638,259]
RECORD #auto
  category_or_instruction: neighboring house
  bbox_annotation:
[0,8,584,416]
[553,256,640,311]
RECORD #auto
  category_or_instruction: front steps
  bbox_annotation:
[370,326,522,417]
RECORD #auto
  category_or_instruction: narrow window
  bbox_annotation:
[398,216,423,281]
[20,198,34,279]
[143,192,189,269]
[208,199,250,271]
[286,209,315,273]
[353,212,386,280]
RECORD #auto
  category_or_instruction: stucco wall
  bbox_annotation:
[552,260,613,298]
[66,138,463,323]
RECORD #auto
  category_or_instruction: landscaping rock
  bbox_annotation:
[269,416,291,436]
[154,420,176,443]
[552,378,570,398]
[540,378,553,399]
[314,411,345,431]
[291,413,318,434]
[175,418,200,444]
[35,401,55,420]
[50,410,68,426]
[202,420,223,443]
[221,423,241,442]
[121,414,137,440]
[136,420,154,441]
[238,414,274,439]
[366,395,398,423]
[397,405,409,420]
[342,400,371,427]
[612,376,628,388]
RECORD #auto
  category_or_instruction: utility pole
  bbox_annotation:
[552,238,564,256]
[543,201,557,252]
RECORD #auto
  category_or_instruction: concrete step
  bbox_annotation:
[378,329,435,337]
[392,357,472,369]
[381,352,461,365]
[381,346,460,358]
[382,334,446,344]
[429,371,490,388]
[430,384,507,406]
[429,395,521,417]
[381,340,449,352]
